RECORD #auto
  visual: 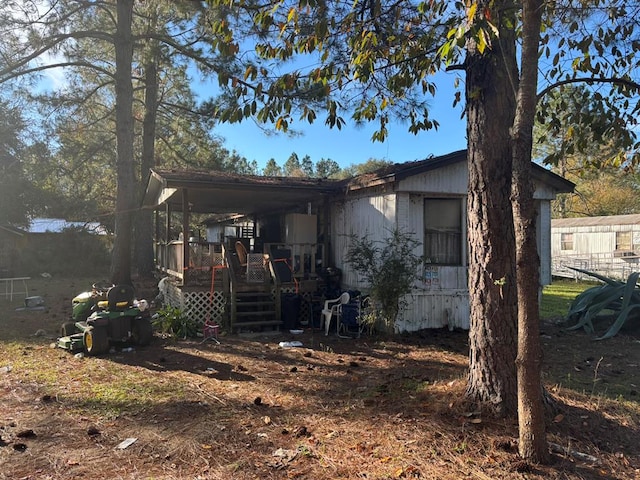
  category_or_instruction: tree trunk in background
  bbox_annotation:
[512,0,549,463]
[135,17,161,279]
[465,0,520,416]
[110,0,135,285]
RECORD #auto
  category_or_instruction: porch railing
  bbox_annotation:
[155,241,224,282]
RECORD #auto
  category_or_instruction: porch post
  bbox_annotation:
[182,188,190,285]
[165,203,171,242]
[154,209,160,269]
[323,196,331,267]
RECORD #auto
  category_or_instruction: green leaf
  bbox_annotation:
[596,304,640,340]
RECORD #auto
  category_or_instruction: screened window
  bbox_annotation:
[560,233,573,251]
[424,198,462,265]
[616,231,632,251]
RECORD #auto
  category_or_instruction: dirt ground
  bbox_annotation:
[0,276,639,479]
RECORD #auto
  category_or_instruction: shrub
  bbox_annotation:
[344,228,423,333]
[566,268,640,339]
[153,305,199,339]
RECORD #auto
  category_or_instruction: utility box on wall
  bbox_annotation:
[285,213,317,244]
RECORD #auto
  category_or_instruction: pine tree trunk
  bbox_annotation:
[512,0,549,463]
[135,30,160,279]
[110,0,135,286]
[465,0,520,416]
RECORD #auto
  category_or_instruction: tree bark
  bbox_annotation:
[512,0,549,463]
[110,0,135,285]
[135,15,161,279]
[465,0,520,416]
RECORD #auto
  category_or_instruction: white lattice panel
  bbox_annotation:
[163,279,226,325]
[184,290,226,324]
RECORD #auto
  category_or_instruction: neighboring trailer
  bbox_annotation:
[551,214,640,281]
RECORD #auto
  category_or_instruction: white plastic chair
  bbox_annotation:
[321,292,350,336]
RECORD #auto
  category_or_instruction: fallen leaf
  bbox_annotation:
[264,416,272,425]
[553,414,564,423]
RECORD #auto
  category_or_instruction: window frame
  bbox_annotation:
[616,231,632,251]
[423,197,464,266]
[560,232,574,251]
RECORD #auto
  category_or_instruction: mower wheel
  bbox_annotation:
[132,318,153,346]
[83,326,109,356]
[61,321,78,336]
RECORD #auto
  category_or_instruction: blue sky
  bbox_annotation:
[214,102,467,170]
[201,71,468,171]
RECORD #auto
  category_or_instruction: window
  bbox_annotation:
[616,231,632,251]
[424,198,462,265]
[560,233,573,251]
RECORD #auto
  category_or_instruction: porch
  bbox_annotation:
[155,239,329,332]
[143,168,343,333]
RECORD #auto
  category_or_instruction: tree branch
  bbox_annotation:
[0,30,114,81]
[537,77,640,101]
[0,61,114,85]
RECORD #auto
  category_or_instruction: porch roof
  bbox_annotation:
[142,168,342,215]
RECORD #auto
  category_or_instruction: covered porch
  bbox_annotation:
[142,169,343,333]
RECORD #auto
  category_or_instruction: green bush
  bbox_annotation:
[153,305,200,339]
[344,228,423,333]
[18,230,111,276]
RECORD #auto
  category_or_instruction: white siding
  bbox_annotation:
[332,190,471,331]
[330,161,562,332]
[551,220,640,279]
[398,161,468,194]
[331,193,397,289]
[537,200,552,285]
[396,291,470,331]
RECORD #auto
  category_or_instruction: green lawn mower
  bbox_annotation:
[57,282,153,356]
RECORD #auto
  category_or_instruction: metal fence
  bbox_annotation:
[552,252,640,281]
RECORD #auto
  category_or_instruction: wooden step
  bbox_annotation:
[236,310,276,317]
[233,320,283,328]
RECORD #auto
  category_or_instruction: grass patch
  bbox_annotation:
[540,279,598,320]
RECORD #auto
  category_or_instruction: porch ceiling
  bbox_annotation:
[143,168,343,215]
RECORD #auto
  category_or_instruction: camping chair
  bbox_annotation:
[235,241,248,268]
[338,295,370,338]
[321,291,350,335]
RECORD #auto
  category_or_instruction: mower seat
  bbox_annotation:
[97,300,131,310]
[101,285,135,311]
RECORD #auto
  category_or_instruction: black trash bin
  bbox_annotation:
[281,293,301,329]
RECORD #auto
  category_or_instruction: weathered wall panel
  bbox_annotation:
[397,162,467,194]
[396,290,470,331]
[331,193,397,288]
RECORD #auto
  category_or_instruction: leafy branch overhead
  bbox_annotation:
[204,0,639,159]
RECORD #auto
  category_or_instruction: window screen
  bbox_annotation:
[560,233,573,251]
[424,198,462,265]
[616,231,632,251]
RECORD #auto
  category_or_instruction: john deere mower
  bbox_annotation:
[57,282,153,356]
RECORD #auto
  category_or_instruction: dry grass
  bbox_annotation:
[0,276,639,479]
